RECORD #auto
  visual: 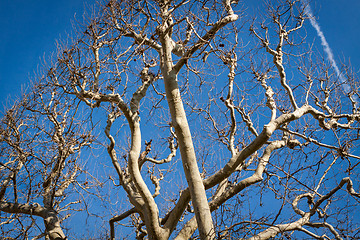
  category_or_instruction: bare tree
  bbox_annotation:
[0,82,93,239]
[1,0,360,239]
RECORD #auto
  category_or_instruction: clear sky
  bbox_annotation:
[0,0,96,110]
[1,0,360,110]
[0,0,359,238]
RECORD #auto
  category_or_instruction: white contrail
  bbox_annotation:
[303,2,352,95]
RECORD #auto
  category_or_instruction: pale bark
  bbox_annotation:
[175,139,289,239]
[5,1,360,239]
[156,3,239,238]
[0,202,66,240]
[247,215,310,240]
[248,177,360,240]
[161,55,215,239]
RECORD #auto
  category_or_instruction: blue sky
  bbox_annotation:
[315,0,360,64]
[0,0,95,110]
[0,0,360,110]
[0,0,359,238]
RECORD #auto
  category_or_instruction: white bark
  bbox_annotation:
[0,202,66,240]
[161,52,215,238]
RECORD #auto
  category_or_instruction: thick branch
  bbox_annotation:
[0,202,66,240]
[174,139,287,239]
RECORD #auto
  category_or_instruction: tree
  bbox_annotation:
[0,82,93,239]
[1,0,360,239]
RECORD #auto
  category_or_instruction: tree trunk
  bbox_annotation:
[162,72,215,239]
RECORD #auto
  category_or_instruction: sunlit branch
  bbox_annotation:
[249,176,360,240]
[174,138,289,239]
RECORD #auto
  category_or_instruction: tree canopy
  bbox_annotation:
[1,0,360,239]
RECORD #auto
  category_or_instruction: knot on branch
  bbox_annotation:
[172,42,185,57]
[337,147,348,158]
[287,139,301,149]
[140,67,155,83]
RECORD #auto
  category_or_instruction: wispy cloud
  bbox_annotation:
[302,2,353,95]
